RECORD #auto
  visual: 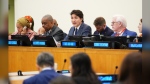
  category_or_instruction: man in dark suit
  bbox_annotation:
[93,17,113,36]
[111,15,137,36]
[64,10,92,40]
[23,52,59,84]
[41,15,64,41]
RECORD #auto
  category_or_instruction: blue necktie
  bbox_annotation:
[75,28,77,35]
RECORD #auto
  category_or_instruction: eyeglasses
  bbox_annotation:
[111,22,118,25]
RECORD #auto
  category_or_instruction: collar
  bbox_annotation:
[47,26,55,33]
[117,28,126,36]
[42,67,52,71]
[99,26,107,34]
[75,24,81,30]
[48,30,51,33]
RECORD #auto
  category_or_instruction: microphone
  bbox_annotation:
[114,66,118,75]
[126,35,130,43]
[57,59,67,73]
[62,59,67,72]
[99,33,101,40]
[18,70,23,76]
[134,36,139,42]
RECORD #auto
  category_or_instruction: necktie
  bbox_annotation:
[46,31,49,36]
[46,31,51,36]
[75,28,78,35]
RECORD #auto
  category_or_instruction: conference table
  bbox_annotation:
[9,46,138,74]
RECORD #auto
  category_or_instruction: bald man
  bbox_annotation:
[40,14,64,41]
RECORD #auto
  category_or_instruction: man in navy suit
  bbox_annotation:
[23,52,59,84]
[93,17,113,36]
[111,15,137,36]
[64,10,92,40]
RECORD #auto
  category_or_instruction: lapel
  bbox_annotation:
[98,26,108,35]
[76,23,84,36]
[102,27,108,35]
[95,31,99,35]
[48,26,56,36]
[122,29,127,36]
[70,27,75,36]
[104,26,108,32]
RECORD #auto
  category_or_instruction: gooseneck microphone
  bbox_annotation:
[18,70,23,76]
[114,66,118,75]
[61,59,67,73]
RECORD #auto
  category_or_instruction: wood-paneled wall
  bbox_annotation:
[9,46,138,74]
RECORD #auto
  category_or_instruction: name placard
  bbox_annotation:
[128,42,142,49]
[98,75,118,83]
[32,40,46,46]
[61,41,77,47]
[93,42,110,48]
[8,40,19,46]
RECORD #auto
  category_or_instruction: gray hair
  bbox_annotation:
[42,14,53,22]
[113,15,127,27]
[37,52,54,67]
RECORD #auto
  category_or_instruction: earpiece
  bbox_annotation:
[30,23,32,27]
[23,26,27,30]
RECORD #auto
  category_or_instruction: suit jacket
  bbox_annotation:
[23,69,59,84]
[44,26,64,41]
[64,23,92,40]
[93,26,114,36]
[111,29,137,36]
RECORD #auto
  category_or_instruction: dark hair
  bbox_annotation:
[70,52,101,84]
[37,52,54,67]
[31,18,34,30]
[94,17,106,26]
[119,52,142,84]
[49,76,75,84]
[70,10,84,22]
[140,18,142,23]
